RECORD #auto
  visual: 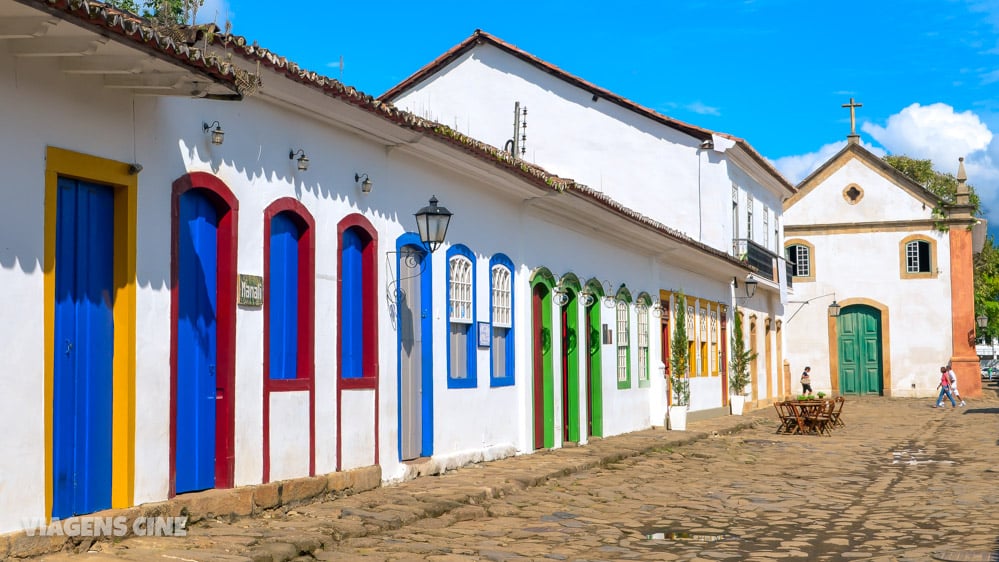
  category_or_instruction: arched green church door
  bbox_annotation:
[837,305,884,395]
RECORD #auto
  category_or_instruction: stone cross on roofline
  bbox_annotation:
[842,97,862,144]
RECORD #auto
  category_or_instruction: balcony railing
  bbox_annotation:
[732,238,784,284]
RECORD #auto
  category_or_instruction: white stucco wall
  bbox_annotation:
[0,45,51,534]
[340,390,376,471]
[268,392,311,482]
[390,44,788,259]
[785,158,932,225]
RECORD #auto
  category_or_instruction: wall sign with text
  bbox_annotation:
[237,274,264,307]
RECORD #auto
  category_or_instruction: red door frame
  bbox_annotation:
[169,172,238,496]
[262,198,316,483]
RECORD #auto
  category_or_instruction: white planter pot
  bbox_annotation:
[668,405,688,431]
[730,395,746,416]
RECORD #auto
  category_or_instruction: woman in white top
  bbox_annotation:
[947,365,966,407]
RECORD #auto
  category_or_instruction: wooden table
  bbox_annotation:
[777,399,838,435]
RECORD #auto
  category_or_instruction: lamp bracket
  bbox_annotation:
[383,249,429,323]
[785,292,838,324]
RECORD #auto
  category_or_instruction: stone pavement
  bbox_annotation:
[30,389,999,561]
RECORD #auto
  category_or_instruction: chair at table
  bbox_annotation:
[830,396,846,427]
[781,401,811,435]
[810,399,835,436]
[774,402,796,434]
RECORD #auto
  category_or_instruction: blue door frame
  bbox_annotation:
[396,233,434,459]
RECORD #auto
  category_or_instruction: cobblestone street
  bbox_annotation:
[39,392,999,561]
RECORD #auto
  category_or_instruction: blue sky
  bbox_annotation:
[201,0,999,232]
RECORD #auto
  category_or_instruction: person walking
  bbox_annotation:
[947,364,966,407]
[935,366,957,408]
[801,366,813,396]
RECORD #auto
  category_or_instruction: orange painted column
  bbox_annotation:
[949,227,982,398]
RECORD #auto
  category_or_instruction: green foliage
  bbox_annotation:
[106,0,142,13]
[669,293,690,406]
[728,311,756,396]
[975,235,999,342]
[105,0,204,24]
[883,155,982,226]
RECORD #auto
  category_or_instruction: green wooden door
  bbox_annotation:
[586,301,603,437]
[561,296,579,443]
[837,305,883,395]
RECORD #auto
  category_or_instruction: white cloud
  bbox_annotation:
[686,101,721,116]
[861,102,999,228]
[982,69,999,85]
[772,140,885,184]
[861,102,992,168]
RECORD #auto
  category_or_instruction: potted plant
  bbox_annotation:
[817,391,827,399]
[668,292,691,430]
[728,310,757,415]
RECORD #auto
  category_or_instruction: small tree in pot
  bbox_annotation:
[668,293,691,429]
[728,310,757,414]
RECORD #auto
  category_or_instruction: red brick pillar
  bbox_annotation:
[949,157,982,399]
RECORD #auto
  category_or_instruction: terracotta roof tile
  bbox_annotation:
[22,3,755,272]
[18,0,244,96]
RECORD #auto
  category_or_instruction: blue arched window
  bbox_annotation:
[338,214,378,388]
[269,212,302,380]
[489,254,514,387]
[263,199,314,384]
[447,244,477,388]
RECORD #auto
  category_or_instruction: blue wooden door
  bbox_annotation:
[270,213,300,379]
[176,191,218,493]
[52,178,114,519]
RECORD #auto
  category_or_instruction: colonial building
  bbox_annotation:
[381,30,798,413]
[782,123,982,399]
[0,2,798,535]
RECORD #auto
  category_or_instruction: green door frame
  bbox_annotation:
[584,278,604,437]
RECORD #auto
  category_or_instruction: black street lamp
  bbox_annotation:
[828,298,841,318]
[414,195,452,253]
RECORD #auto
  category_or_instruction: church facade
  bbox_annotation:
[782,132,982,399]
